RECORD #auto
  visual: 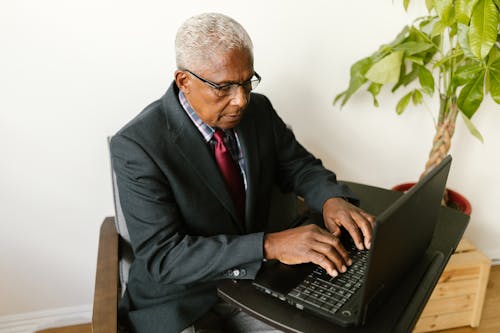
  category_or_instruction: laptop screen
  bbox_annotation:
[358,155,451,323]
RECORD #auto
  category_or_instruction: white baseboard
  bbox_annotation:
[0,304,91,333]
[486,249,500,265]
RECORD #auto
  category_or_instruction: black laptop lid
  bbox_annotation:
[358,155,452,322]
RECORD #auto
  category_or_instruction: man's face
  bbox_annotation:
[176,48,254,129]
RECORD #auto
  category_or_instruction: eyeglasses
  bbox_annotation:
[183,69,261,97]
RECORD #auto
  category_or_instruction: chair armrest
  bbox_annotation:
[92,217,119,333]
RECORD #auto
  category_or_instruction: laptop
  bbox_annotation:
[253,155,452,327]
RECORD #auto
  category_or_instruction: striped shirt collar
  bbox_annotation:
[178,90,216,143]
[177,90,247,189]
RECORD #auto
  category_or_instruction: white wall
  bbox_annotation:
[1,0,499,318]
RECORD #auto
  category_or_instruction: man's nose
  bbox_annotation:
[230,86,249,107]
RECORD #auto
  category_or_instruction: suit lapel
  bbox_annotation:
[161,86,244,232]
[235,106,260,233]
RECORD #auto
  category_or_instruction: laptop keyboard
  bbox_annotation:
[287,247,368,315]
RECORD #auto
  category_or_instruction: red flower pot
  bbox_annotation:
[391,183,472,215]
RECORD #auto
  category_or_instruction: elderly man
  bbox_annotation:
[111,12,375,333]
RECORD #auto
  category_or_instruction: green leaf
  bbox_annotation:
[368,82,382,107]
[457,23,475,58]
[458,71,485,117]
[418,17,434,31]
[456,0,479,24]
[453,63,485,87]
[426,0,434,12]
[487,47,500,64]
[418,66,435,95]
[393,41,434,55]
[407,55,424,65]
[365,51,404,84]
[434,0,455,26]
[431,20,446,37]
[396,91,413,114]
[487,58,500,103]
[412,89,424,104]
[461,112,484,142]
[392,64,419,92]
[468,0,499,59]
[390,26,411,47]
[433,49,464,69]
[334,57,373,106]
[333,92,345,105]
[404,0,410,11]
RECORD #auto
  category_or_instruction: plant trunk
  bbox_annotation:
[420,101,458,179]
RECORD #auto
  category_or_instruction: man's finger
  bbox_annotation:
[328,222,342,237]
[338,216,364,250]
[351,210,374,249]
[310,233,350,271]
[361,211,376,227]
[310,252,338,277]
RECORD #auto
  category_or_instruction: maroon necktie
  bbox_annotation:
[213,129,245,222]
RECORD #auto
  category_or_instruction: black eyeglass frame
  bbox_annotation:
[182,69,261,96]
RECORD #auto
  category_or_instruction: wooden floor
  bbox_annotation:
[38,266,500,333]
[36,323,91,333]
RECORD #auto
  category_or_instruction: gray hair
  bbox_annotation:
[175,13,253,70]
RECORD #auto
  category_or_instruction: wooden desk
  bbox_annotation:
[218,181,470,333]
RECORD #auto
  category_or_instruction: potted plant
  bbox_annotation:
[334,0,500,214]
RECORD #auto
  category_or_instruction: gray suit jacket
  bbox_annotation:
[110,82,357,333]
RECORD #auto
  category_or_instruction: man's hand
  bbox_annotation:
[264,224,351,277]
[322,197,375,250]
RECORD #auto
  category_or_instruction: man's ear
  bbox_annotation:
[175,70,190,94]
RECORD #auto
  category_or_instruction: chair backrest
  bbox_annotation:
[92,217,119,333]
[108,137,134,297]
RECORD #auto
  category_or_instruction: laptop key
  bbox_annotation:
[319,295,329,302]
[311,291,321,299]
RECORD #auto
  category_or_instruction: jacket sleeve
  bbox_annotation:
[110,134,263,285]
